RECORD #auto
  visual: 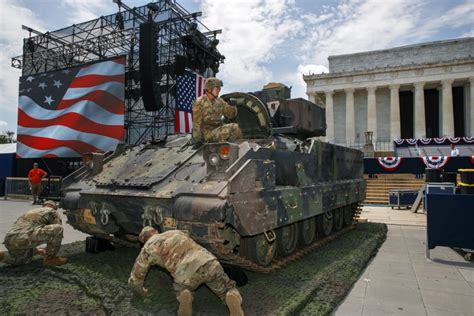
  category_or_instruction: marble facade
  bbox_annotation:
[304,37,474,149]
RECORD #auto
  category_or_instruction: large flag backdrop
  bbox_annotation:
[17,56,126,158]
[174,70,205,134]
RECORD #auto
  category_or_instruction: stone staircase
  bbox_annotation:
[364,174,425,204]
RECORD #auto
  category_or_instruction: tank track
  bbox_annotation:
[212,225,355,273]
[210,205,363,273]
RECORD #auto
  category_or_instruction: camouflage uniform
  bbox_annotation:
[2,206,63,265]
[192,95,242,142]
[128,230,236,301]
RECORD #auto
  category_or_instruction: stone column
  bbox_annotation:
[325,90,335,143]
[441,79,454,137]
[345,88,355,146]
[414,82,426,139]
[307,92,315,104]
[389,84,401,140]
[470,78,474,137]
[367,86,377,143]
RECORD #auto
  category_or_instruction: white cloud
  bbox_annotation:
[292,0,474,100]
[0,0,47,133]
[60,0,109,24]
[0,121,7,129]
[301,0,474,69]
[200,0,303,92]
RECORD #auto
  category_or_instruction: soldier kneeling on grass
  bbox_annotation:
[128,226,244,316]
[0,200,67,266]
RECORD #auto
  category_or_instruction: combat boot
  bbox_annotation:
[225,288,244,316]
[177,289,193,316]
[43,255,68,266]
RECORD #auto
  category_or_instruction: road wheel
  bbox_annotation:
[240,233,276,267]
[334,208,344,231]
[317,211,333,237]
[298,217,317,246]
[277,223,299,256]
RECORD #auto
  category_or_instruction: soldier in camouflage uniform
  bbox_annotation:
[128,226,244,316]
[192,77,242,143]
[0,200,67,266]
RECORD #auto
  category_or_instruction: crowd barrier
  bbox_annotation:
[4,176,62,201]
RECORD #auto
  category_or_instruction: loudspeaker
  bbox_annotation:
[139,22,163,112]
[174,55,187,75]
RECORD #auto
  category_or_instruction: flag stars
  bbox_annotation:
[26,76,35,82]
[53,80,63,88]
[44,95,54,105]
[38,82,47,89]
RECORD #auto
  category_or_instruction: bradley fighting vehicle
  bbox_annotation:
[62,91,365,269]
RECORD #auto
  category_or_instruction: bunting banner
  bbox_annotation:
[394,137,474,148]
[421,156,450,169]
[376,157,404,172]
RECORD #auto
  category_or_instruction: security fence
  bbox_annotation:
[4,176,62,201]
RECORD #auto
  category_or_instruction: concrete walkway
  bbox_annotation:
[334,205,474,316]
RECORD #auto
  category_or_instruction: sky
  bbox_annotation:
[0,0,473,135]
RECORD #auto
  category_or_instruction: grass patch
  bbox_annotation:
[0,223,386,315]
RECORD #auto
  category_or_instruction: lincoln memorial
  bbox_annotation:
[303,37,474,151]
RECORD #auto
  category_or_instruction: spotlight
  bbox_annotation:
[147,3,159,12]
[26,38,35,53]
[115,12,124,30]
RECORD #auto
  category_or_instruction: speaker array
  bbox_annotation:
[139,22,162,112]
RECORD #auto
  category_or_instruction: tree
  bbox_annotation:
[0,131,15,144]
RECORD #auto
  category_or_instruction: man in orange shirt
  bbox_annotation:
[28,163,47,205]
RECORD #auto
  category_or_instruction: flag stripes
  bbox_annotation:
[174,70,205,134]
[17,56,125,158]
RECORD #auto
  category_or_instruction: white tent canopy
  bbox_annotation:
[0,143,16,154]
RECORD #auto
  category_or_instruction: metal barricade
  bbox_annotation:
[4,176,62,201]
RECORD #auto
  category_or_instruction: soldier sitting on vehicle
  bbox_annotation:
[0,200,67,266]
[192,77,242,143]
[128,226,244,316]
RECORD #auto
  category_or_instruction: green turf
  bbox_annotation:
[0,222,386,315]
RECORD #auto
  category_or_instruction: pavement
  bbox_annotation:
[334,205,474,316]
[1,199,473,315]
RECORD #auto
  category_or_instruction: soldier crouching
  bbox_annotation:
[0,200,67,266]
[129,226,244,316]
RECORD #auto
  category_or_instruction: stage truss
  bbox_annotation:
[11,0,223,145]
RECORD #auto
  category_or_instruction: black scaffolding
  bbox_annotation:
[11,0,223,144]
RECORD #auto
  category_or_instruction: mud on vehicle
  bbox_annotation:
[62,92,365,268]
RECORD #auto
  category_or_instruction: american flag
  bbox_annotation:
[16,57,125,158]
[174,70,205,133]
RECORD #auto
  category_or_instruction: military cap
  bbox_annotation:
[43,200,58,210]
[204,77,223,90]
[139,226,157,243]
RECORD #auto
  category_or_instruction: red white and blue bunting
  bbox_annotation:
[421,156,450,169]
[377,157,404,171]
[394,137,474,148]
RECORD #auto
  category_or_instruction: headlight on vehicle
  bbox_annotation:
[219,145,230,160]
[209,153,220,166]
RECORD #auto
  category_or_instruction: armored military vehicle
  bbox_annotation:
[62,92,365,268]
